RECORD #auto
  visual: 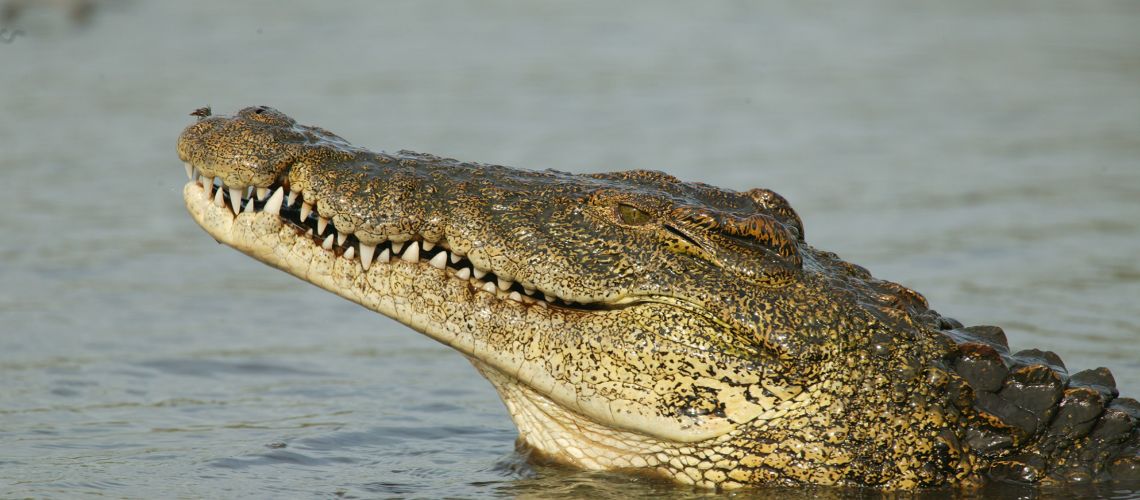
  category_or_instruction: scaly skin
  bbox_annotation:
[176,106,1140,490]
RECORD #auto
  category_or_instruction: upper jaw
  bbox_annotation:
[179,166,593,310]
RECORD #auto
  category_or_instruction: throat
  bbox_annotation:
[468,358,668,472]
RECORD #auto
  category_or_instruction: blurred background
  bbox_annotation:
[1,1,1138,497]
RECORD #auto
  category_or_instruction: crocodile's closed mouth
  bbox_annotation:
[184,166,610,310]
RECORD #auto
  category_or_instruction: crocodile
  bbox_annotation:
[176,105,1140,490]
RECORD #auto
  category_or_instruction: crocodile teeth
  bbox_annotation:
[201,176,213,199]
[401,241,420,262]
[229,187,243,215]
[264,187,284,215]
[359,243,376,270]
[190,174,574,308]
[428,251,447,269]
[213,185,226,208]
[184,162,194,180]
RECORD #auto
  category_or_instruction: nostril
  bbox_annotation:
[254,108,265,114]
[190,106,212,119]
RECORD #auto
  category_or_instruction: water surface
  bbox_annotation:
[2,1,1138,497]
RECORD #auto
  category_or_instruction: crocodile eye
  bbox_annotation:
[616,203,653,226]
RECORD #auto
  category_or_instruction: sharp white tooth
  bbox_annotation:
[536,300,548,308]
[257,187,269,200]
[229,187,243,215]
[543,293,554,303]
[449,253,461,264]
[392,241,404,254]
[184,162,194,180]
[422,241,435,251]
[473,268,487,280]
[201,176,213,198]
[344,246,355,259]
[317,217,329,235]
[286,190,298,206]
[497,277,512,291]
[322,234,335,250]
[378,248,390,263]
[337,232,349,246]
[359,243,376,270]
[428,251,447,269]
[455,267,471,280]
[300,202,313,221]
[243,197,256,213]
[481,281,497,293]
[508,291,522,302]
[523,286,536,296]
[213,185,226,207]
[264,187,284,215]
[401,241,420,262]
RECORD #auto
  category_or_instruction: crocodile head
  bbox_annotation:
[178,106,1140,489]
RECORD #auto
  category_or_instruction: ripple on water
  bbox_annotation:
[210,449,358,470]
[135,359,329,378]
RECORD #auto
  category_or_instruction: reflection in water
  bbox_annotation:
[1,0,1138,498]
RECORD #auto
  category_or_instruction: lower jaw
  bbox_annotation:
[181,179,572,359]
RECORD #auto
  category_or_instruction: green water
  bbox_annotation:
[2,1,1138,497]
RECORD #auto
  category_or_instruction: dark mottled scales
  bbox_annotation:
[1071,367,1120,399]
[954,343,1008,393]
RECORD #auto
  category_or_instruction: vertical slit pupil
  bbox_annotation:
[617,203,652,225]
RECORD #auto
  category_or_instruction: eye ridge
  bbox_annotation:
[616,203,653,226]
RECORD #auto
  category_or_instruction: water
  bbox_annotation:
[1,1,1138,497]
